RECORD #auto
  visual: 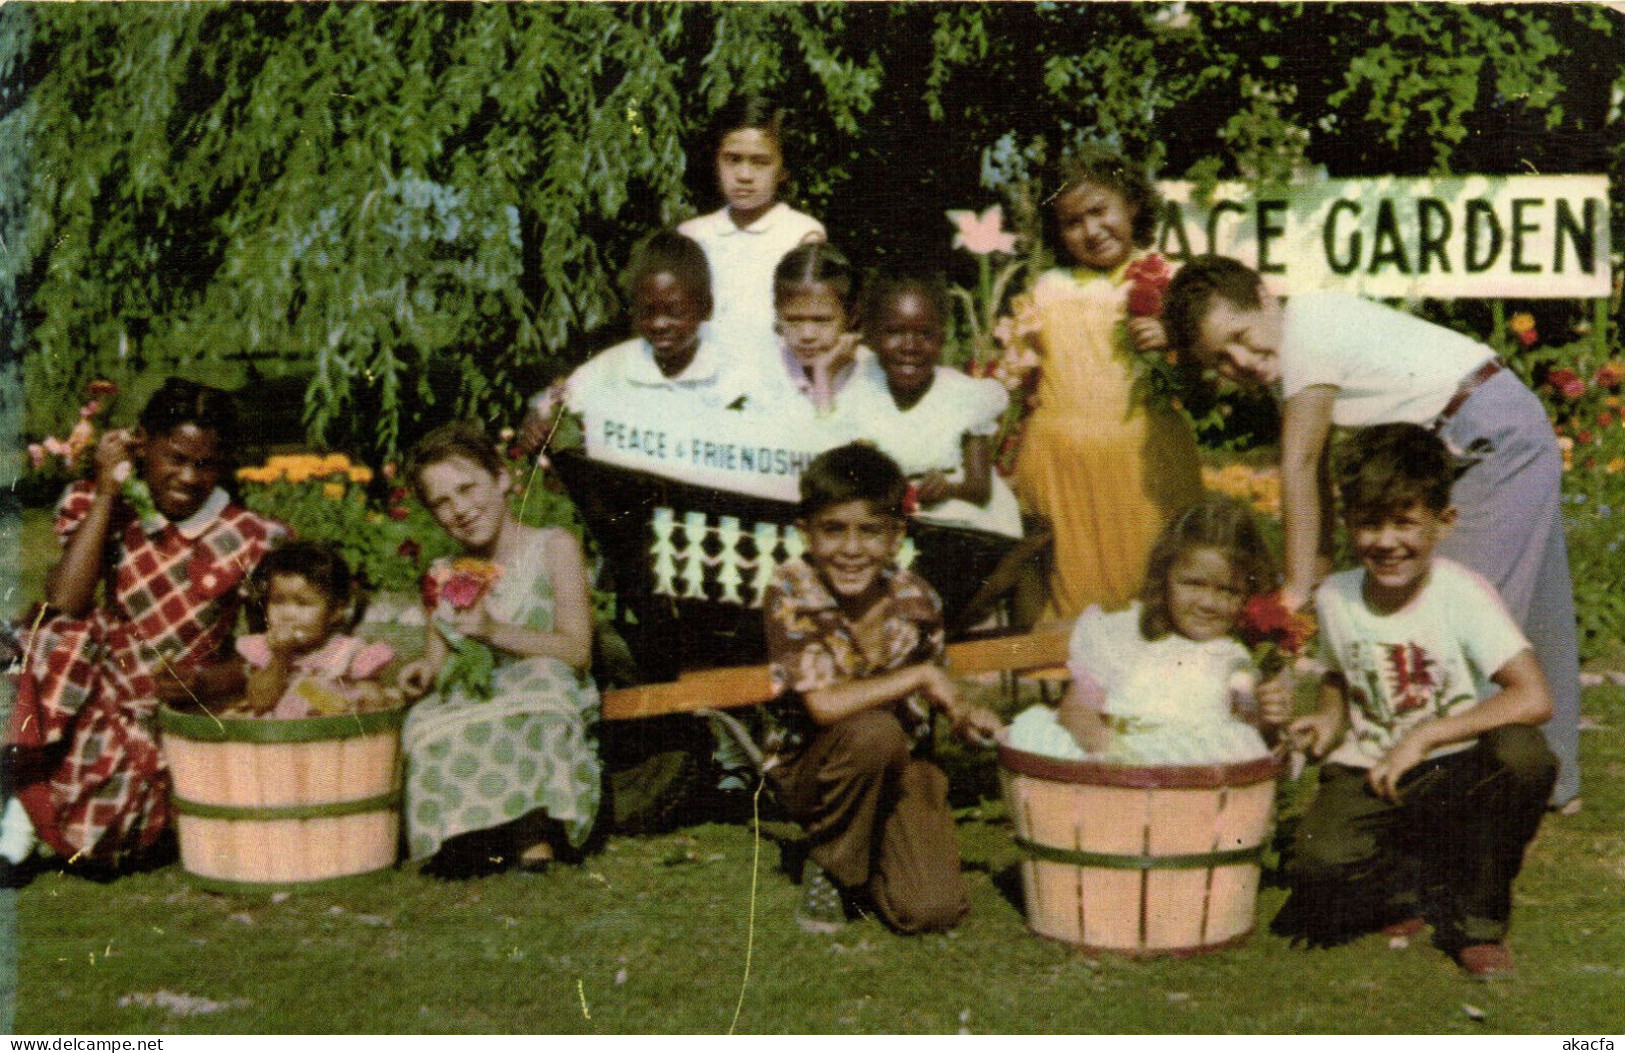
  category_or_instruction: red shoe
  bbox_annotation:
[1381,916,1426,938]
[1456,942,1516,980]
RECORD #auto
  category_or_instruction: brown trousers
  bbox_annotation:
[771,708,969,934]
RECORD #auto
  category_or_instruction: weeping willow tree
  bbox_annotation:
[3,2,1618,465]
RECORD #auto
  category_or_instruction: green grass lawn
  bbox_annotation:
[9,509,1625,1034]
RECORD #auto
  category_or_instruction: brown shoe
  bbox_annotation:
[1456,942,1516,980]
[1381,916,1426,938]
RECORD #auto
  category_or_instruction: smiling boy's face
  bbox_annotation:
[799,498,903,611]
[632,271,710,377]
[1347,499,1457,611]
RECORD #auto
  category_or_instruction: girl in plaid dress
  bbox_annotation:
[5,380,285,870]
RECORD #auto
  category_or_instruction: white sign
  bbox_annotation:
[580,403,842,504]
[1156,175,1610,298]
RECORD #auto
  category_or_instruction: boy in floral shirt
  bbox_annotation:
[762,443,1001,934]
[1274,424,1556,979]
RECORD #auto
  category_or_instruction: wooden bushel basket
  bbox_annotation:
[998,733,1282,957]
[159,707,405,892]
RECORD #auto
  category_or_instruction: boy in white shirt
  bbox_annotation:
[1274,423,1556,979]
[518,231,750,453]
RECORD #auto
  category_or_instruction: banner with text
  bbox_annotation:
[579,400,839,504]
[1155,175,1610,298]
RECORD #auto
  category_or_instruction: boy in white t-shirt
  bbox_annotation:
[1274,424,1556,980]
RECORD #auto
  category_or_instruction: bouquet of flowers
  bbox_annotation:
[25,379,164,530]
[1120,253,1189,409]
[423,558,506,700]
[1237,592,1317,678]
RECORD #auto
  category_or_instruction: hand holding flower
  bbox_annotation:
[1125,317,1170,355]
[1254,671,1294,727]
[93,428,137,496]
[397,658,439,700]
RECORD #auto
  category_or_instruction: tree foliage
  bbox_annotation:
[4,2,1621,465]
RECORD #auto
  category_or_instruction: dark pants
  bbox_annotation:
[1276,726,1556,948]
[771,709,969,934]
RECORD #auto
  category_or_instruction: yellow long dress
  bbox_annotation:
[1012,261,1203,619]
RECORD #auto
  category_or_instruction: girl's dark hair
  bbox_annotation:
[1045,148,1162,252]
[244,540,363,633]
[1162,254,1267,361]
[861,270,952,344]
[710,94,791,167]
[623,229,713,307]
[799,442,908,521]
[407,421,505,502]
[774,241,859,317]
[1139,496,1277,641]
[138,378,238,442]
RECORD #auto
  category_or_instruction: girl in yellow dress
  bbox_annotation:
[1012,152,1203,619]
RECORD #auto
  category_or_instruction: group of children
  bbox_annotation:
[1,94,1576,982]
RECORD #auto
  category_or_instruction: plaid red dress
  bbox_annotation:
[9,481,285,866]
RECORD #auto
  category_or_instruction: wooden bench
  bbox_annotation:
[601,623,1074,721]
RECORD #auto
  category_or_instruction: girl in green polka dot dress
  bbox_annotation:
[397,422,601,870]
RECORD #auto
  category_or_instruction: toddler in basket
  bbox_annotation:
[232,541,400,718]
[1009,497,1291,765]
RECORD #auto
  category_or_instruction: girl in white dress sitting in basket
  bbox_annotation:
[1010,497,1291,765]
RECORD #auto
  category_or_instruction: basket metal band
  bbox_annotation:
[172,789,401,822]
[1013,835,1262,871]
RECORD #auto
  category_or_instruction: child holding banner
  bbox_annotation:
[519,230,751,454]
[844,270,1023,538]
[1009,150,1204,619]
[1164,254,1581,810]
[760,241,872,427]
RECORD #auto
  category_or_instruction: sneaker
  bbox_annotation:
[796,859,846,934]
[1456,942,1516,980]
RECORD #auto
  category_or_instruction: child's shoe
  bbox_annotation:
[796,859,846,934]
[1456,942,1515,980]
[0,797,35,870]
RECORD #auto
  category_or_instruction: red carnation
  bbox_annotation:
[387,506,410,521]
[1123,254,1173,318]
[1126,284,1163,318]
[396,538,421,562]
[1237,592,1317,677]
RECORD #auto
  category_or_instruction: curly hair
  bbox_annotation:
[137,378,238,443]
[1045,148,1162,251]
[1139,496,1277,641]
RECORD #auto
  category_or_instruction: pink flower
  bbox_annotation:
[1517,328,1538,348]
[26,443,45,470]
[946,206,1018,256]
